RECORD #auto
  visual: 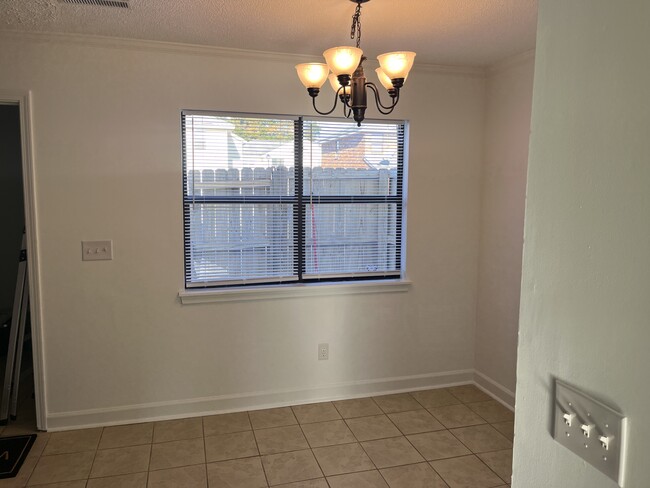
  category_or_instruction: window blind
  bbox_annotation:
[182,111,406,288]
[302,119,404,280]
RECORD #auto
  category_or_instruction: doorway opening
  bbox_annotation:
[0,102,38,434]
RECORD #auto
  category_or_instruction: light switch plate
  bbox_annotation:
[554,380,627,486]
[82,240,113,261]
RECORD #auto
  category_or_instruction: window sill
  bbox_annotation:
[178,279,412,305]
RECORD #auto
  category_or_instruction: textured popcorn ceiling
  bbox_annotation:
[0,0,537,66]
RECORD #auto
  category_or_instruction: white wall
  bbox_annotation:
[475,54,534,403]
[0,33,486,429]
[513,1,650,487]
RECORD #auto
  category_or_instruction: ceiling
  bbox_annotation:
[0,0,538,67]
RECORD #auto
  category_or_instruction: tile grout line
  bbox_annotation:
[326,468,386,485]
[248,411,272,488]
[294,411,327,484]
[338,393,492,479]
[331,396,383,420]
[427,459,452,487]
[428,419,512,486]
[346,407,386,480]
[394,389,511,485]
[474,451,512,485]
[85,428,103,486]
[23,432,50,487]
[144,426,153,485]
[349,408,402,488]
[201,415,208,487]
[447,424,513,454]
[425,387,500,486]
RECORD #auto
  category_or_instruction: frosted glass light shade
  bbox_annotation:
[375,67,409,91]
[377,51,416,80]
[323,46,363,76]
[328,73,351,95]
[296,63,330,89]
[375,68,393,90]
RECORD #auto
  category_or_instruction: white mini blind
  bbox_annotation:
[302,119,404,280]
[182,112,406,288]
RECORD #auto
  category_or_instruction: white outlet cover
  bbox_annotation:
[82,240,113,261]
[554,380,627,486]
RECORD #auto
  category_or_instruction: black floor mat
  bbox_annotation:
[0,434,36,479]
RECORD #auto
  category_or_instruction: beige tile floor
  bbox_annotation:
[0,385,514,487]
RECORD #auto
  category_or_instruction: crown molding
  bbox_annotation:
[414,62,485,78]
[0,29,486,78]
[0,29,315,63]
[487,48,536,75]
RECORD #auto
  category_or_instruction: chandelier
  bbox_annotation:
[295,0,416,126]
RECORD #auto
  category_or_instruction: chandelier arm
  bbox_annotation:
[393,86,401,106]
[311,87,345,116]
[366,82,400,114]
[341,92,354,110]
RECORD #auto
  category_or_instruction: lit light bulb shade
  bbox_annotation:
[323,46,363,76]
[328,73,351,95]
[377,51,416,80]
[375,68,394,91]
[295,63,330,89]
[375,67,409,91]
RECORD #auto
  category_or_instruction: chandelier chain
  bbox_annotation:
[350,1,362,48]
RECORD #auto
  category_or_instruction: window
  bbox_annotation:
[182,111,406,288]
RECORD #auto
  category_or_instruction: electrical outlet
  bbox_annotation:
[318,343,329,360]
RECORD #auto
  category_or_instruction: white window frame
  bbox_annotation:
[180,111,410,299]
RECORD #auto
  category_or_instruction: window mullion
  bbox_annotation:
[294,118,305,281]
[396,123,405,271]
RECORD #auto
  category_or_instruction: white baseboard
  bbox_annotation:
[474,370,516,410]
[46,369,474,431]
